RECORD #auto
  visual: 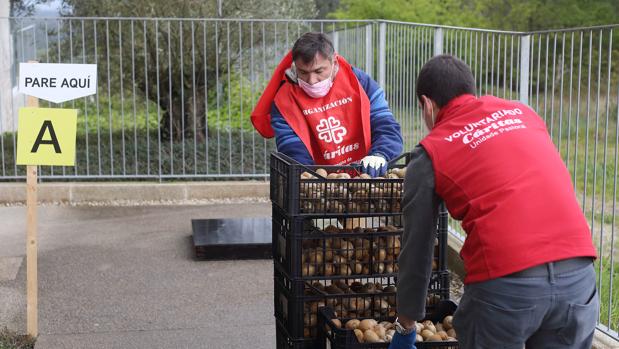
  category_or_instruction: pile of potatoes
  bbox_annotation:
[301,225,440,277]
[308,281,397,317]
[326,316,457,343]
[414,317,457,343]
[301,225,401,277]
[301,280,445,338]
[299,168,406,214]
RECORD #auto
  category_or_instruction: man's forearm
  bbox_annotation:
[397,145,440,320]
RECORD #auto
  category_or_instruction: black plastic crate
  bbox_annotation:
[318,300,459,349]
[276,318,319,349]
[273,205,448,280]
[270,152,412,217]
[274,265,450,341]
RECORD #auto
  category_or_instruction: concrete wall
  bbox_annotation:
[0,181,269,204]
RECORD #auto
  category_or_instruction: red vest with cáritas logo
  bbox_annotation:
[273,56,371,166]
[420,94,596,284]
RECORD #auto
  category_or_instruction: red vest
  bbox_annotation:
[420,94,597,284]
[273,57,371,165]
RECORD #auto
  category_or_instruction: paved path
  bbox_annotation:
[0,203,274,349]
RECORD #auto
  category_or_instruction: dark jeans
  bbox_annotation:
[453,259,598,349]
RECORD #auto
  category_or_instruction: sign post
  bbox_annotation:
[25,94,38,337]
[17,61,96,337]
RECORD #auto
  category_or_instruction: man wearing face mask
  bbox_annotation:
[251,32,403,176]
[390,55,597,349]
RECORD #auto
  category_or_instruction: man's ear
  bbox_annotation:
[420,95,431,111]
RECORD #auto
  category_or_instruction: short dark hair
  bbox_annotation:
[292,32,335,64]
[416,55,476,108]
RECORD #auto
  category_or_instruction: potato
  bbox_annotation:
[324,225,340,234]
[386,173,399,179]
[373,299,391,314]
[325,284,344,294]
[323,263,336,276]
[416,334,424,342]
[304,313,317,327]
[301,201,314,213]
[306,250,323,264]
[358,319,378,332]
[423,320,436,333]
[327,172,340,179]
[375,199,390,212]
[447,328,457,339]
[340,241,355,259]
[338,173,351,179]
[324,249,335,262]
[435,323,444,332]
[361,282,377,293]
[346,298,370,312]
[346,319,361,330]
[339,264,353,276]
[305,300,325,313]
[364,329,381,343]
[426,334,443,342]
[420,329,435,340]
[437,330,449,340]
[311,282,325,291]
[442,315,453,330]
[331,319,342,329]
[375,262,386,274]
[415,322,424,334]
[354,329,365,343]
[354,248,368,261]
[352,261,364,274]
[373,325,386,339]
[358,173,372,179]
[328,200,346,213]
[370,186,384,197]
[379,321,394,330]
[316,168,328,178]
[301,171,312,179]
[302,264,315,276]
[374,248,387,261]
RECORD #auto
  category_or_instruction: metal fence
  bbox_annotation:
[1,17,618,338]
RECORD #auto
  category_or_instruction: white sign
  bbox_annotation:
[19,63,97,103]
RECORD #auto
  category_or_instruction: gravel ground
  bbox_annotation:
[0,197,271,207]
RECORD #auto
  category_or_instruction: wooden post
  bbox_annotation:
[26,94,38,337]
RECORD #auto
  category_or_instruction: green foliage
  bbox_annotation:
[330,0,619,31]
[58,94,160,135]
[330,0,475,27]
[206,73,260,131]
[0,328,35,349]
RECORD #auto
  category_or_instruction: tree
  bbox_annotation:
[57,0,317,141]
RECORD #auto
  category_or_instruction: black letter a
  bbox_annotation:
[31,120,61,153]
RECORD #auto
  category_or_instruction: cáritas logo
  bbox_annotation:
[316,116,347,144]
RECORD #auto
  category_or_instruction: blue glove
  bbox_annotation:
[360,154,387,177]
[388,330,417,349]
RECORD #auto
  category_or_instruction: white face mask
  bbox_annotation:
[294,62,338,98]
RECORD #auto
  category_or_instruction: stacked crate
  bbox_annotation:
[270,152,450,348]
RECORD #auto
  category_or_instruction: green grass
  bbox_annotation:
[0,328,35,349]
[595,260,619,331]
